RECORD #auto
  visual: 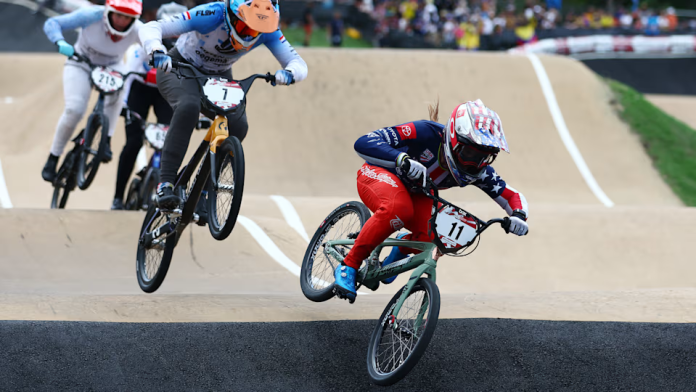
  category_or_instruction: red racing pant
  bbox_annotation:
[343,164,435,269]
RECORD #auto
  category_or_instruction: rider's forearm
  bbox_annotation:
[139,21,167,54]
[493,185,529,218]
[354,133,401,168]
[44,6,102,44]
[284,58,308,83]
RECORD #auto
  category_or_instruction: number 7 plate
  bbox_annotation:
[434,206,478,248]
[203,79,244,110]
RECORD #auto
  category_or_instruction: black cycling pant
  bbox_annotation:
[156,48,249,185]
[114,81,173,200]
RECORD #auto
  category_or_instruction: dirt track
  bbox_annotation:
[0,50,693,323]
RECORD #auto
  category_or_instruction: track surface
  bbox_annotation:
[1,30,695,388]
[2,319,695,391]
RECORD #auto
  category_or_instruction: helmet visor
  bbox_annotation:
[453,144,496,176]
[232,16,260,41]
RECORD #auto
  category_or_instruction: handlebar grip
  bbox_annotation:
[501,217,511,233]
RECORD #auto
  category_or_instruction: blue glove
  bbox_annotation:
[56,40,74,57]
[152,51,172,73]
[272,69,294,86]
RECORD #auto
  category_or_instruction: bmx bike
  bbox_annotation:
[135,60,275,293]
[300,178,516,385]
[51,54,144,208]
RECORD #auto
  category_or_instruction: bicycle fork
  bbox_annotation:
[390,248,440,332]
[205,115,229,188]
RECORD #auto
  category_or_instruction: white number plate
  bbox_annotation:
[144,124,168,150]
[434,206,478,248]
[91,67,124,93]
[202,79,244,110]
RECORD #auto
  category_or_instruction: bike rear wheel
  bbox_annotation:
[51,151,76,209]
[367,277,440,386]
[140,167,159,211]
[300,202,371,302]
[207,137,245,241]
[125,178,141,210]
[77,113,108,190]
[136,204,176,293]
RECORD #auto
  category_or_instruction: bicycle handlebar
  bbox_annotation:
[69,53,146,80]
[413,175,515,255]
[169,60,276,92]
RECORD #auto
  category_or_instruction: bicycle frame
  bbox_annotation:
[324,178,509,323]
[326,237,440,319]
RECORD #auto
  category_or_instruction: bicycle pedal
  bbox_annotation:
[333,287,356,304]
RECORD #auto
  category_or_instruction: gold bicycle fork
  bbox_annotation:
[205,115,230,153]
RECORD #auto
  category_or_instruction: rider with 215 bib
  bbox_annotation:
[51,54,144,208]
[41,0,144,207]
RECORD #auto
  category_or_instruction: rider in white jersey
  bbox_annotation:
[139,0,308,210]
[111,3,187,211]
[41,0,143,183]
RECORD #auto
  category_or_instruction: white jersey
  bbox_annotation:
[44,6,142,66]
[139,2,308,79]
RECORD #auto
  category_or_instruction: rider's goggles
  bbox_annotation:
[231,16,261,41]
[454,144,497,175]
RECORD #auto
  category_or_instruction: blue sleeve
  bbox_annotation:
[354,121,436,168]
[44,6,103,44]
[261,29,308,82]
[140,3,222,54]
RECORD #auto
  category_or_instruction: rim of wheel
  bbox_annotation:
[214,155,235,227]
[373,287,431,376]
[142,212,167,282]
[84,126,101,173]
[307,209,363,291]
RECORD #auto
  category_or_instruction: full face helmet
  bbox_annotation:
[224,0,280,52]
[104,0,142,39]
[443,99,509,184]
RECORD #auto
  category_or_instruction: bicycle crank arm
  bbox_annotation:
[141,222,173,248]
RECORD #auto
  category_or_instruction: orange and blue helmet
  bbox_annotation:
[224,0,279,52]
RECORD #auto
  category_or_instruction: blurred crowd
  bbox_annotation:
[354,0,696,50]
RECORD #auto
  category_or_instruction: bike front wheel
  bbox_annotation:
[207,137,245,241]
[300,202,371,302]
[367,277,441,386]
[77,113,108,190]
[136,204,176,293]
[50,151,76,209]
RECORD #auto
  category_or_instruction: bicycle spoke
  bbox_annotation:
[215,156,234,226]
[143,212,166,282]
[308,210,363,290]
[375,288,430,375]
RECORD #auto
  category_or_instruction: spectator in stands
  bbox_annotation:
[329,11,344,47]
[303,1,315,46]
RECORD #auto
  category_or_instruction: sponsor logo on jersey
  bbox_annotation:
[419,149,434,163]
[390,216,404,230]
[195,9,216,16]
[397,123,416,140]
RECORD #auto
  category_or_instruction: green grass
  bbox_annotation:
[281,26,373,48]
[608,79,696,206]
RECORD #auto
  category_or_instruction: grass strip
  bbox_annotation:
[608,79,696,206]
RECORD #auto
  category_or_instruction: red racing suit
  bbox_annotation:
[342,120,528,269]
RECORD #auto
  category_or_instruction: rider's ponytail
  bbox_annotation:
[428,97,439,122]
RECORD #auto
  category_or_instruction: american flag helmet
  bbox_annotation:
[443,100,509,184]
